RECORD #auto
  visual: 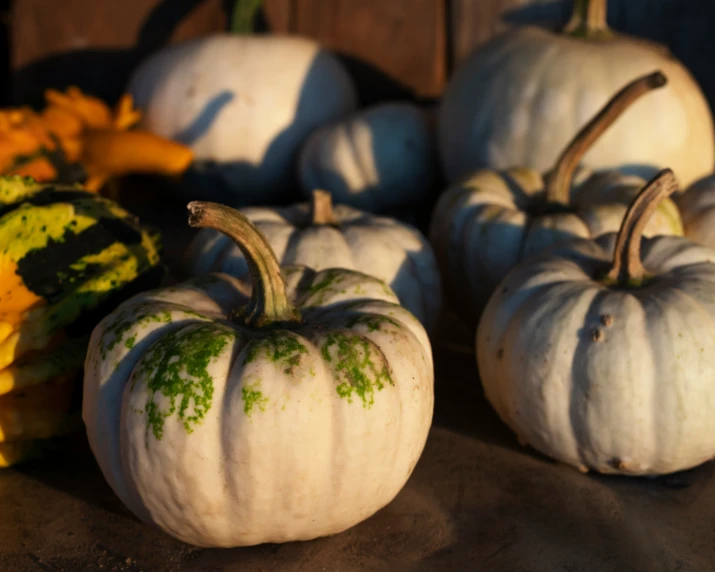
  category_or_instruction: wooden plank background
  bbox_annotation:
[9,0,227,106]
[262,0,447,103]
[4,0,715,111]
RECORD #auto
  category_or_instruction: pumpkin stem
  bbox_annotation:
[564,0,610,39]
[231,0,264,34]
[311,190,337,225]
[606,169,678,286]
[188,201,301,328]
[544,71,667,207]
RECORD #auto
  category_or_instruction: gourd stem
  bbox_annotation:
[544,71,667,207]
[188,201,301,328]
[564,0,609,37]
[230,0,264,34]
[606,169,678,285]
[311,190,337,225]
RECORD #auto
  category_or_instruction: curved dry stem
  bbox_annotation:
[564,0,610,38]
[544,71,667,207]
[188,201,301,328]
[311,190,337,225]
[606,169,679,286]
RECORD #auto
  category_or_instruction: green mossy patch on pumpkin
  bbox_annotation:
[380,281,394,297]
[124,334,137,349]
[320,330,393,407]
[345,314,401,332]
[241,382,268,416]
[303,269,348,304]
[101,307,172,359]
[101,305,209,360]
[244,330,308,376]
[133,322,236,443]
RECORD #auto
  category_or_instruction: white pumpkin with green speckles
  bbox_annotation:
[430,73,684,326]
[185,190,441,330]
[83,202,433,547]
[477,170,715,476]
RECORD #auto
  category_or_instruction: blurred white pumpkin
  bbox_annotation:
[676,174,715,249]
[298,103,437,212]
[438,0,714,187]
[128,34,357,204]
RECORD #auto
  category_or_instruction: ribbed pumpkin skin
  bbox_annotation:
[0,176,163,457]
[477,233,715,475]
[676,174,715,250]
[185,202,441,330]
[83,270,433,547]
[297,103,437,212]
[429,168,684,326]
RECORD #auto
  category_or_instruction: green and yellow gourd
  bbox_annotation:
[0,176,163,467]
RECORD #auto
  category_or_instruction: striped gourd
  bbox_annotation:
[0,175,163,466]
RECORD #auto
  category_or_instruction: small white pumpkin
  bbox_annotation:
[430,72,684,326]
[297,103,437,212]
[128,34,357,204]
[185,190,441,330]
[83,202,433,547]
[675,174,715,249]
[439,0,715,187]
[478,169,715,476]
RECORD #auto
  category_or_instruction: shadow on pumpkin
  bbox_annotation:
[161,47,370,208]
[12,0,427,209]
[294,107,443,232]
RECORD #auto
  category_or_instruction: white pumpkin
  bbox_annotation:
[297,103,437,212]
[82,202,433,547]
[185,190,441,330]
[478,169,715,476]
[675,173,715,249]
[430,72,684,326]
[439,0,715,187]
[127,34,357,204]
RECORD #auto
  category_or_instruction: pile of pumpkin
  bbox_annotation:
[4,0,715,549]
